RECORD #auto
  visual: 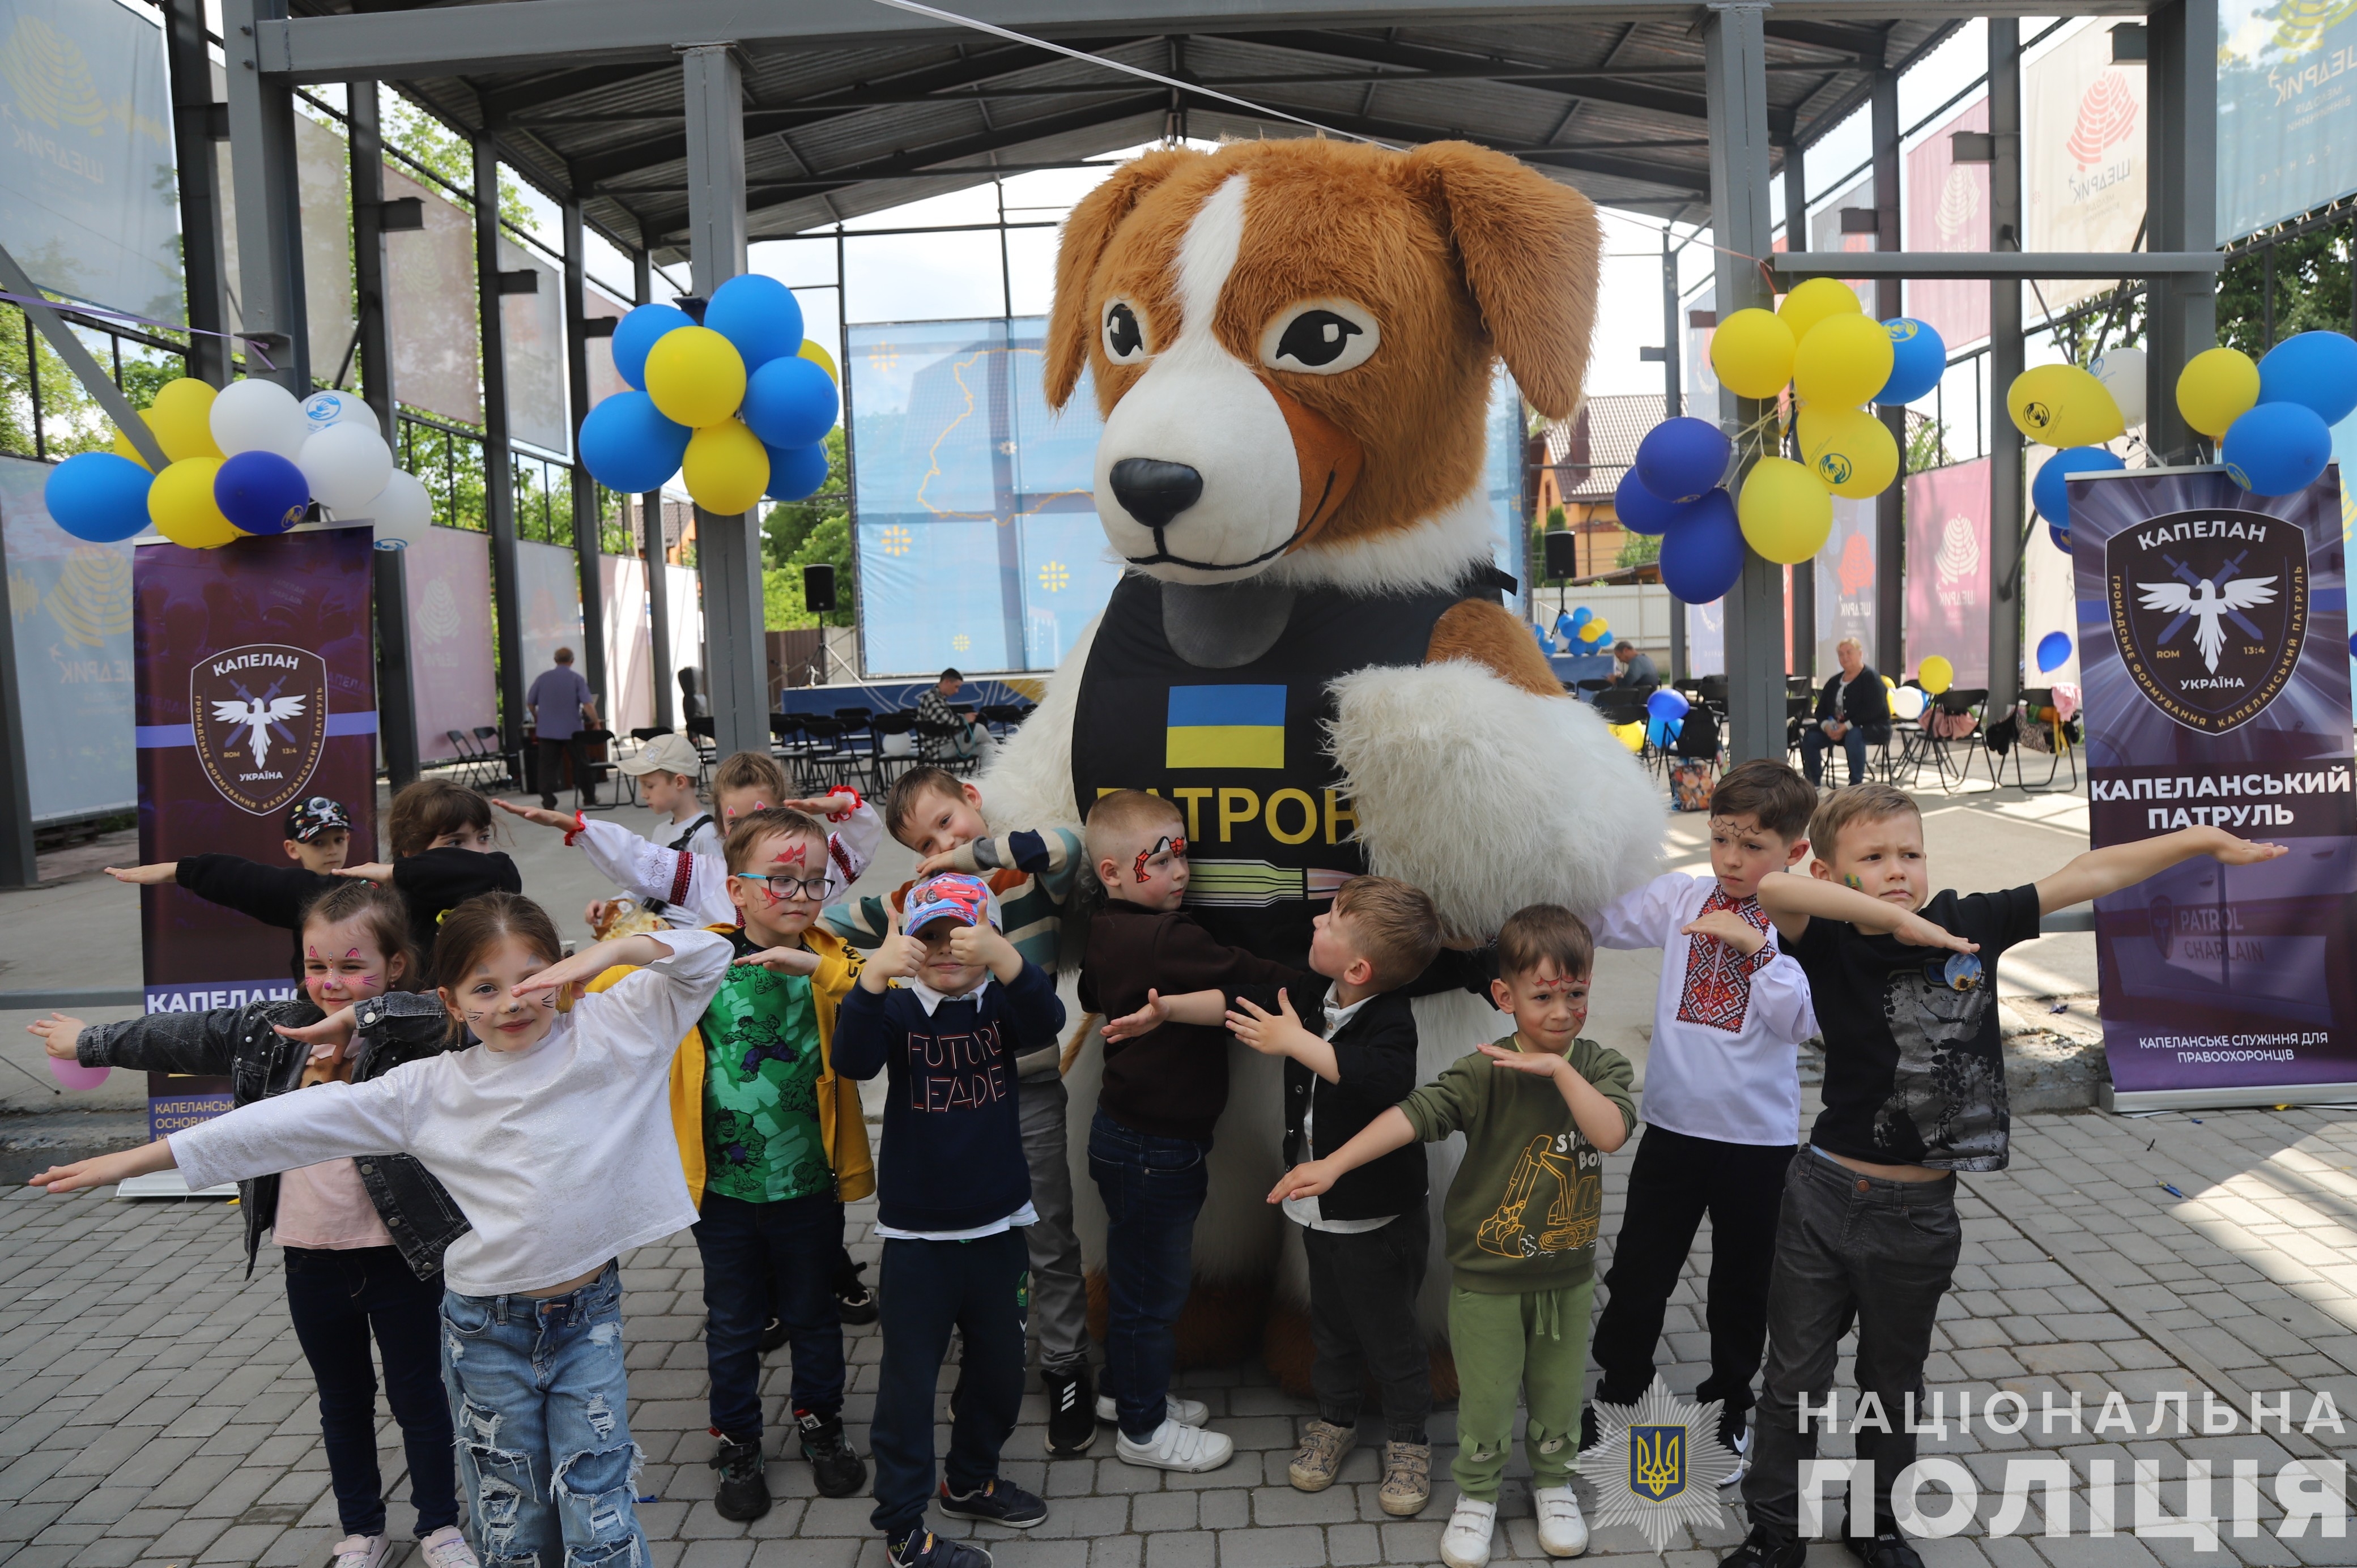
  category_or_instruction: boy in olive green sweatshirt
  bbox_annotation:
[1271,904,1635,1568]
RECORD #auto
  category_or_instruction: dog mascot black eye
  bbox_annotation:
[1273,310,1364,368]
[1104,301,1147,362]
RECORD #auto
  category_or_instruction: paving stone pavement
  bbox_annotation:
[4,1102,2354,1568]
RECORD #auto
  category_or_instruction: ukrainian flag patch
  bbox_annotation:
[1165,685,1285,769]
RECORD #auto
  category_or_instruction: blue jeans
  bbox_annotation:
[283,1245,457,1538]
[1087,1108,1210,1441]
[440,1262,645,1568]
[871,1228,1029,1540]
[1800,722,1889,787]
[692,1188,845,1438]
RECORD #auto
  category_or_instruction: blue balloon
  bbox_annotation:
[611,304,695,391]
[2257,330,2357,426]
[1634,417,1732,504]
[2036,631,2072,674]
[1877,318,1947,405]
[580,391,692,493]
[1614,466,1699,535]
[704,274,805,372]
[2048,521,2072,553]
[1647,687,1690,722]
[764,441,829,502]
[44,451,153,542]
[2223,400,2333,496]
[1570,606,1593,628]
[741,355,840,449]
[1657,488,1745,603]
[214,450,309,535]
[2031,445,2125,527]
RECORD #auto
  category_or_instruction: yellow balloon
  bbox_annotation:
[2176,346,2262,438]
[1777,277,1864,346]
[644,326,748,429]
[1737,455,1833,564]
[1917,654,1955,696]
[146,377,223,462]
[110,411,163,471]
[798,339,839,384]
[1796,404,1899,498]
[1610,721,1646,754]
[148,457,239,548]
[682,419,770,515]
[1793,314,1895,408]
[2006,364,2124,447]
[1709,308,1796,399]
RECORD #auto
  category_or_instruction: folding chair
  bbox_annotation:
[793,717,861,793]
[870,711,920,794]
[572,728,619,811]
[472,725,518,791]
[444,729,493,790]
[1921,689,1988,795]
[1984,688,2082,794]
[687,716,717,766]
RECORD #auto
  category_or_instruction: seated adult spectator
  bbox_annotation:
[1607,641,1660,690]
[916,667,977,762]
[1800,636,1892,789]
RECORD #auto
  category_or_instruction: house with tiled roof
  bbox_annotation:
[1531,393,1678,581]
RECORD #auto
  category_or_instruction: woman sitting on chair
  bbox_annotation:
[1800,637,1891,788]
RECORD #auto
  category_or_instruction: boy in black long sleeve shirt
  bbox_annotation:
[831,874,1065,1568]
[107,796,352,973]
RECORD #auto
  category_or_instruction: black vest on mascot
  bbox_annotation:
[1072,566,1512,967]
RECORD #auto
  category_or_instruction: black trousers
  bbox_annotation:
[870,1228,1028,1542]
[1590,1123,1796,1421]
[536,734,597,807]
[1301,1206,1432,1442]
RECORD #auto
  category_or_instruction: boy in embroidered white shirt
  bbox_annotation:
[1583,758,1820,1479]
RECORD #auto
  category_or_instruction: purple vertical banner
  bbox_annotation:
[2071,466,2357,1109]
[133,527,381,1137]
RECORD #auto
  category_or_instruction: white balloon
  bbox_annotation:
[358,468,433,547]
[300,423,395,512]
[2090,346,2148,429]
[209,378,310,459]
[301,388,380,437]
[1892,685,1929,721]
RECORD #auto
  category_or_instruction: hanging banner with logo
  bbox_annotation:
[2218,2,2357,242]
[1904,98,1991,351]
[1904,458,1991,689]
[2025,21,2147,312]
[2073,465,2357,1108]
[133,527,380,1134]
[1,454,134,820]
[1814,495,1879,679]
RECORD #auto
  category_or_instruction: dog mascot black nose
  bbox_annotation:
[1108,458,1204,528]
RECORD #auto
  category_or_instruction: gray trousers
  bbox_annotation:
[1018,1072,1090,1374]
[1742,1149,1962,1540]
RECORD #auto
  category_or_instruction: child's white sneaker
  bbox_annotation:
[1441,1495,1496,1568]
[1535,1484,1589,1557]
[1113,1416,1233,1472]
[329,1535,389,1568]
[418,1526,480,1568]
[1096,1391,1209,1427]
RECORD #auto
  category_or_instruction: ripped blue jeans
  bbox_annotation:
[440,1262,645,1568]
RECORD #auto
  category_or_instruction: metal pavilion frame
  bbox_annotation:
[202,0,2219,771]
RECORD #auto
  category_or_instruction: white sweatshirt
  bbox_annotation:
[1593,871,1816,1148]
[571,789,881,927]
[172,930,734,1297]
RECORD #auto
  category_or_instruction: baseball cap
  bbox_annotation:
[903,871,1002,934]
[619,732,703,778]
[284,796,351,842]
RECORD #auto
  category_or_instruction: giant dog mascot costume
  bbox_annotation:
[978,137,1663,1378]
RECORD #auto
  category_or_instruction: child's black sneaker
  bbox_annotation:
[834,1251,879,1325]
[1043,1366,1095,1456]
[796,1408,867,1497]
[1716,1408,1749,1487]
[889,1531,992,1568]
[1578,1405,1600,1454]
[1841,1526,1924,1568]
[708,1430,769,1522]
[1717,1527,1805,1568]
[938,1478,1048,1529]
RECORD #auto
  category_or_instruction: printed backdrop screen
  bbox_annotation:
[1905,98,1992,351]
[0,454,133,819]
[2024,21,2147,312]
[2219,2,2357,241]
[1814,495,1879,680]
[1904,457,1992,690]
[405,525,496,762]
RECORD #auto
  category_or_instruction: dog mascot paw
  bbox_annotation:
[977,137,1663,1387]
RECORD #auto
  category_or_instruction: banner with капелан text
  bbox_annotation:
[134,526,380,1137]
[2071,465,2357,1109]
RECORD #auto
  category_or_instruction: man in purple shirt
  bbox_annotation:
[527,647,601,808]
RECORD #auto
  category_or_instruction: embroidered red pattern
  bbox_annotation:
[1674,888,1773,1033]
[667,852,696,909]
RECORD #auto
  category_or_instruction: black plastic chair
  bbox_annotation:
[870,711,921,793]
[573,728,619,810]
[1985,688,2081,794]
[472,724,518,790]
[444,728,496,790]
[794,717,859,793]
[1922,689,1988,794]
[687,715,717,766]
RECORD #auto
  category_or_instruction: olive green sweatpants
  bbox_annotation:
[1447,1277,1596,1502]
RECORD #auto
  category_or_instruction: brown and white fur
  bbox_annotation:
[979,137,1663,1372]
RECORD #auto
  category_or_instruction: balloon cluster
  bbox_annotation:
[1555,604,1611,649]
[2176,331,2357,498]
[580,275,837,513]
[2005,352,2136,549]
[1657,280,1946,602]
[44,378,427,549]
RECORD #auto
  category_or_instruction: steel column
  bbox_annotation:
[350,82,418,789]
[1705,3,1782,762]
[2146,0,2219,465]
[636,249,676,733]
[681,43,768,760]
[475,134,527,765]
[564,201,611,718]
[0,543,38,888]
[1988,21,2025,713]
[164,0,231,386]
[1873,65,1907,684]
[220,0,309,391]
[373,544,421,796]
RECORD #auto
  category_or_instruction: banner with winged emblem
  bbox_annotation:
[132,529,380,1132]
[2072,465,2357,1107]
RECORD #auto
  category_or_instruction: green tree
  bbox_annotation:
[2216,228,2351,357]
[1615,531,1661,569]
[0,303,188,460]
[761,428,853,628]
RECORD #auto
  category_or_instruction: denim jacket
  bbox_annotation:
[81,991,470,1278]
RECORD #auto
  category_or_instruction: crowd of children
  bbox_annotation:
[27,747,2284,1568]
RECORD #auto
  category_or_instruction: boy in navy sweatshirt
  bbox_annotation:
[832,872,1066,1568]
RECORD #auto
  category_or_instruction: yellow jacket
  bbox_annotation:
[586,922,875,1205]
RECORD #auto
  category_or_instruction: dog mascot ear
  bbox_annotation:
[1043,147,1207,412]
[1404,141,1601,422]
